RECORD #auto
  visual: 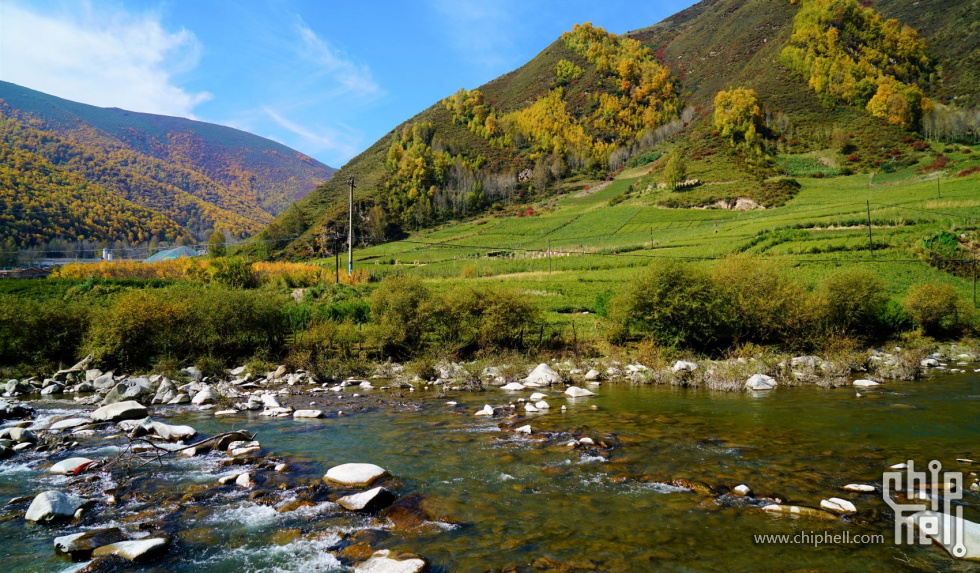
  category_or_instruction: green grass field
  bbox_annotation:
[326,143,980,333]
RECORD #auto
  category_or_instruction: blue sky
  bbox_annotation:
[1,0,696,168]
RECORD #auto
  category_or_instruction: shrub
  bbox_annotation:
[0,295,90,371]
[816,268,889,339]
[368,276,435,359]
[608,260,731,352]
[84,286,287,370]
[711,255,814,349]
[431,285,541,356]
[903,283,969,337]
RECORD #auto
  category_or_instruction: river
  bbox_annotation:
[1,372,978,572]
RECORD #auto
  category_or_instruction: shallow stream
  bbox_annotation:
[1,373,978,572]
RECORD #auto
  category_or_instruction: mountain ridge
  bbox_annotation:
[0,80,335,250]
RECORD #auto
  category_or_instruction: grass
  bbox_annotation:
[333,142,980,334]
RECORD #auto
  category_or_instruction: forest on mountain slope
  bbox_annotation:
[0,81,334,256]
[261,0,979,259]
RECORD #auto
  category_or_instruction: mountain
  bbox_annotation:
[0,81,335,250]
[263,0,979,259]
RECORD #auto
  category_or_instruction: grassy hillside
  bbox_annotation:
[0,81,334,249]
[265,0,979,260]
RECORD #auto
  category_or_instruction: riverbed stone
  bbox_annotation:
[147,421,197,442]
[325,463,389,487]
[49,457,94,475]
[524,363,561,387]
[672,361,697,373]
[733,484,752,497]
[475,405,494,416]
[190,387,215,405]
[761,504,838,520]
[842,484,876,493]
[500,382,525,391]
[55,528,127,561]
[355,549,427,573]
[0,427,36,443]
[564,386,595,398]
[907,511,980,560]
[50,417,90,431]
[293,409,323,418]
[25,491,86,523]
[337,486,397,512]
[853,379,880,387]
[91,401,147,423]
[0,399,33,421]
[820,497,857,515]
[91,537,169,562]
[102,378,152,405]
[745,374,776,391]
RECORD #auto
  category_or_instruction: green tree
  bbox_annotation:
[663,154,687,190]
[208,229,227,258]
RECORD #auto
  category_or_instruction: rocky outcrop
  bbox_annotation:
[337,487,397,512]
[354,549,427,573]
[24,490,87,523]
[54,528,127,561]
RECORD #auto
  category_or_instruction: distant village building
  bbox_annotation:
[143,246,199,263]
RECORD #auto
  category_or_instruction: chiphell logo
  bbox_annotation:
[882,460,966,558]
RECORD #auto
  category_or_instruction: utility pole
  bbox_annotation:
[347,177,355,276]
[866,200,874,258]
[334,234,340,284]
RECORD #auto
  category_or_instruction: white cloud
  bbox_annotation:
[0,2,210,117]
[263,107,360,162]
[295,21,379,98]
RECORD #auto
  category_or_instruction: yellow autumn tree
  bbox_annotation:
[714,88,764,150]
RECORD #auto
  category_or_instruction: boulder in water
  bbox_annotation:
[324,463,389,487]
[564,386,595,398]
[524,363,561,387]
[355,549,427,573]
[820,497,857,515]
[91,401,147,423]
[25,491,86,523]
[337,487,397,512]
[91,537,170,562]
[55,528,126,561]
[906,510,980,560]
[49,457,94,475]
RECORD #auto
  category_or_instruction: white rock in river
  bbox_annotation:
[337,486,397,512]
[733,484,752,497]
[529,393,547,401]
[293,409,323,418]
[235,472,255,489]
[523,363,561,386]
[524,403,539,413]
[535,400,550,410]
[515,424,532,435]
[148,421,197,442]
[324,463,389,487]
[820,497,857,515]
[852,379,880,387]
[564,386,595,398]
[672,361,697,373]
[475,405,494,417]
[25,491,85,523]
[843,484,876,493]
[90,401,147,423]
[49,457,94,475]
[355,549,427,573]
[54,528,126,560]
[190,387,215,405]
[584,369,602,381]
[906,510,980,560]
[0,427,35,442]
[260,394,281,408]
[49,418,90,431]
[745,374,776,391]
[92,538,170,561]
[500,382,525,391]
[921,358,940,368]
